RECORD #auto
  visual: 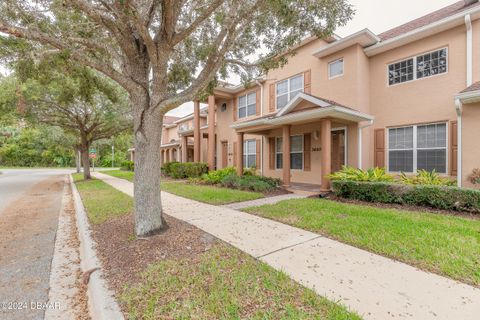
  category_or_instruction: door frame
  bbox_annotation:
[331,126,348,169]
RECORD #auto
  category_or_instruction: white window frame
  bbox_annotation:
[275,135,304,171]
[387,122,448,174]
[276,74,304,110]
[243,139,257,168]
[275,137,283,170]
[238,91,256,119]
[387,47,448,87]
[328,58,344,79]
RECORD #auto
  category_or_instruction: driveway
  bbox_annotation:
[0,169,72,320]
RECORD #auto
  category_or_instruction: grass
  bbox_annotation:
[102,170,263,205]
[72,173,133,224]
[244,198,480,287]
[120,244,360,320]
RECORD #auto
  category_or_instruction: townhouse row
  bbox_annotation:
[131,0,480,190]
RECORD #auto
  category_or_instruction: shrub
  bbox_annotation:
[219,174,281,193]
[120,160,134,171]
[468,168,480,185]
[332,180,480,213]
[163,162,208,179]
[400,170,455,186]
[329,166,394,182]
[201,167,237,184]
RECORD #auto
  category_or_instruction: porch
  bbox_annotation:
[231,93,374,191]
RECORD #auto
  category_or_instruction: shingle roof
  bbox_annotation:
[378,1,480,41]
[459,81,480,93]
[163,116,180,124]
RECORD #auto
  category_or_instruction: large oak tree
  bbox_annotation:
[0,0,354,236]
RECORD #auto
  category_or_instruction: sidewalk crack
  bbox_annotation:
[255,235,322,259]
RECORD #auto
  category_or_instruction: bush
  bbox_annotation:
[332,180,480,213]
[468,168,480,185]
[201,167,237,184]
[329,166,394,182]
[120,160,134,171]
[400,170,455,186]
[162,162,208,179]
[219,174,281,193]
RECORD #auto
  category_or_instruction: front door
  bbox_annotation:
[221,141,228,168]
[331,129,346,172]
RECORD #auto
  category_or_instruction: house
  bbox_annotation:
[134,0,480,189]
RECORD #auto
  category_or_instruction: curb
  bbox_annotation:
[70,175,124,320]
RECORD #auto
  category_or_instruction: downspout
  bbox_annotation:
[358,119,374,169]
[256,80,264,175]
[455,98,463,187]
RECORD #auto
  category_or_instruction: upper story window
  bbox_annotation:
[388,122,447,173]
[388,48,448,86]
[328,58,344,79]
[178,123,188,131]
[276,74,303,109]
[238,92,256,119]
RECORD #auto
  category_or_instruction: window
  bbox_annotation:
[328,59,344,78]
[243,140,256,168]
[238,92,256,118]
[276,137,283,169]
[179,123,189,132]
[290,135,303,170]
[388,123,447,173]
[276,74,304,109]
[275,135,303,170]
[388,48,447,86]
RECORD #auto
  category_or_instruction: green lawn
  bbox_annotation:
[72,173,132,224]
[120,244,360,320]
[244,198,480,287]
[102,170,263,205]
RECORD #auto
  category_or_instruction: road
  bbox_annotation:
[0,169,72,320]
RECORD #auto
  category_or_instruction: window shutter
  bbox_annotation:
[233,97,238,121]
[233,141,237,166]
[269,83,275,112]
[256,139,261,169]
[304,70,311,94]
[269,137,275,169]
[374,128,385,168]
[256,88,261,116]
[450,120,458,176]
[304,133,311,171]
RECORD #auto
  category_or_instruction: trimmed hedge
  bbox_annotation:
[162,162,208,179]
[332,180,480,213]
[120,160,134,171]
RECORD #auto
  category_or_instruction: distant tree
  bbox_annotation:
[0,60,131,179]
[0,0,354,236]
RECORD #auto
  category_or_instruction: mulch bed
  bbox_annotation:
[91,213,218,293]
[264,187,292,197]
[315,193,480,220]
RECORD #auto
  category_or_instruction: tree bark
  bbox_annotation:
[75,148,81,173]
[80,140,91,180]
[133,93,165,236]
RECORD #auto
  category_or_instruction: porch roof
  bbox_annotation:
[230,93,374,131]
[456,81,480,104]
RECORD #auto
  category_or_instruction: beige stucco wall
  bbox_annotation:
[461,103,480,188]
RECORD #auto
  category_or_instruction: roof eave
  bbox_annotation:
[455,89,480,104]
[312,29,380,58]
[365,6,480,57]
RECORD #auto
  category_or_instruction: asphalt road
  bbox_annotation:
[0,169,73,320]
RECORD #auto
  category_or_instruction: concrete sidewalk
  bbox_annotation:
[222,193,306,210]
[92,172,480,320]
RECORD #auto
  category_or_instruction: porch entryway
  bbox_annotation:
[331,128,346,173]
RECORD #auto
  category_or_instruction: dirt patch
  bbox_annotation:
[91,213,218,295]
[264,187,292,197]
[321,193,480,220]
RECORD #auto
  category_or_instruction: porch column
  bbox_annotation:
[321,119,332,191]
[236,132,244,176]
[181,136,188,163]
[207,95,216,170]
[193,100,201,162]
[282,125,291,186]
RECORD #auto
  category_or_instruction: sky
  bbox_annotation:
[167,0,457,118]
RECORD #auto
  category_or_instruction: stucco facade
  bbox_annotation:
[132,0,480,189]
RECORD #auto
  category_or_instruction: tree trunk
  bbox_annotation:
[133,93,165,237]
[75,148,81,173]
[80,141,91,180]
